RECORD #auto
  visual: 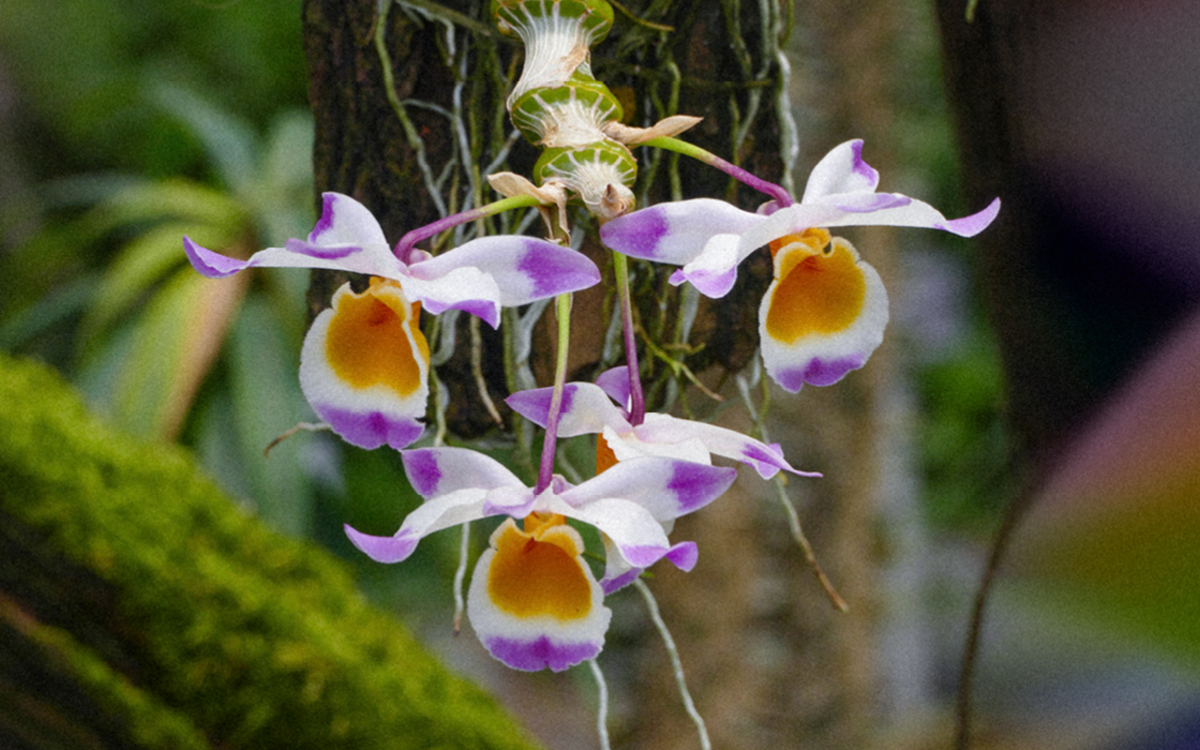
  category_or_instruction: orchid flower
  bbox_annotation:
[185,192,600,328]
[506,366,820,481]
[600,139,1000,391]
[344,446,736,671]
[183,192,600,450]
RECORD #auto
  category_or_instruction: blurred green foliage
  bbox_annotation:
[0,0,516,637]
[916,328,1013,531]
[0,0,331,538]
[0,0,307,177]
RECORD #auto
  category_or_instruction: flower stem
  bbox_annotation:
[394,194,544,261]
[611,251,646,426]
[535,292,572,494]
[644,136,794,208]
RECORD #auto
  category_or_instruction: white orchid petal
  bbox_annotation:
[299,280,429,451]
[759,236,889,392]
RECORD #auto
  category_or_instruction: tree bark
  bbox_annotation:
[301,0,794,438]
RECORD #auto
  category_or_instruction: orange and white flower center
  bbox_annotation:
[324,277,430,395]
[765,228,866,344]
[487,514,593,621]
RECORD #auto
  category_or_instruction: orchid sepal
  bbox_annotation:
[185,192,601,329]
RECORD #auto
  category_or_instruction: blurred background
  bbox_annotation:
[2,0,1200,748]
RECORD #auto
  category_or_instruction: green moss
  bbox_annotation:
[20,617,212,749]
[0,353,541,750]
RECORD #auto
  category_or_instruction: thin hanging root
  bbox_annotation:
[607,0,674,32]
[453,522,471,635]
[469,315,504,425]
[639,326,724,403]
[772,477,849,612]
[736,372,848,611]
[588,659,612,750]
[633,579,711,750]
[263,422,330,457]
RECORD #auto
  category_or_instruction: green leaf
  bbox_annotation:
[151,83,258,192]
[225,297,315,537]
[103,179,245,229]
[79,267,244,440]
[81,221,235,349]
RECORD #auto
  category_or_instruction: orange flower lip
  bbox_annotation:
[487,519,593,621]
[324,278,429,397]
[764,235,867,344]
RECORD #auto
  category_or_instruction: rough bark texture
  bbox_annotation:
[301,0,793,437]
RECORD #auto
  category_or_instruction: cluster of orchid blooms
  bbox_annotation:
[184,0,997,730]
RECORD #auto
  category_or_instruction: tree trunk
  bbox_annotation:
[301,0,794,438]
[936,0,1200,463]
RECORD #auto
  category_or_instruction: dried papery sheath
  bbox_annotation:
[492,0,615,108]
[510,72,623,149]
[535,141,636,222]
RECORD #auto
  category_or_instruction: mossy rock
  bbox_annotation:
[0,352,541,750]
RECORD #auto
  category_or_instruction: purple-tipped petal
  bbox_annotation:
[517,239,602,298]
[185,198,402,281]
[420,295,500,328]
[665,541,699,572]
[594,366,631,408]
[801,139,881,201]
[600,567,643,595]
[668,461,732,514]
[503,383,576,429]
[631,414,821,480]
[410,236,600,312]
[308,192,389,247]
[400,446,525,498]
[183,236,249,278]
[600,203,672,259]
[506,382,626,437]
[344,525,419,563]
[773,356,866,392]
[484,636,602,673]
[315,406,424,450]
[739,442,789,479]
[936,197,1002,237]
[849,140,877,184]
[402,449,442,497]
[678,263,739,299]
[602,199,763,265]
[562,458,736,522]
[620,544,672,568]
